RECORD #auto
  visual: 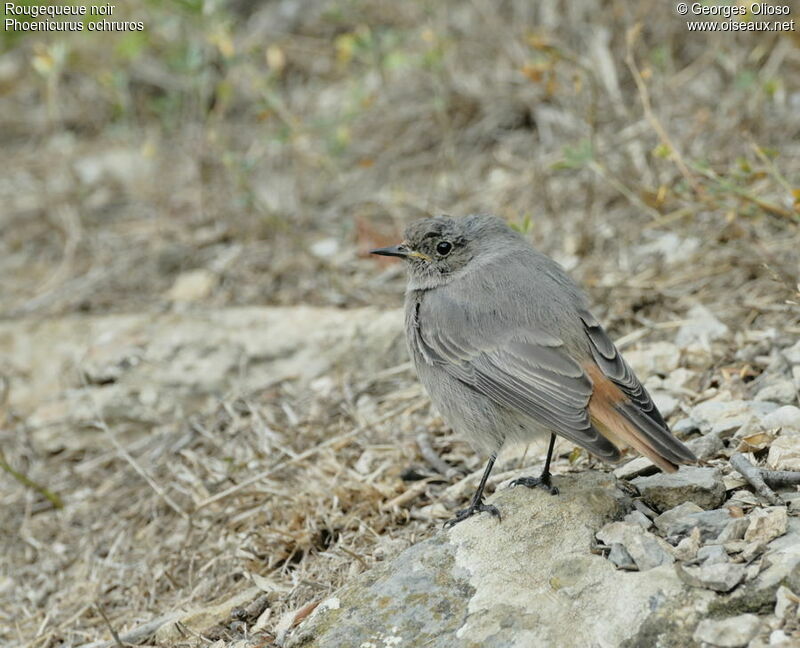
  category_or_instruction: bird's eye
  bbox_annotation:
[436,241,452,256]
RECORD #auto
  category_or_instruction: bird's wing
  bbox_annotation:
[579,310,696,466]
[412,297,622,462]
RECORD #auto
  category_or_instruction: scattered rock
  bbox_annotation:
[309,238,340,259]
[762,406,800,432]
[675,304,729,348]
[689,400,780,438]
[745,507,789,545]
[782,340,800,365]
[614,456,657,480]
[625,342,681,377]
[715,518,751,544]
[608,543,637,570]
[678,562,746,593]
[596,521,674,571]
[624,509,653,530]
[767,431,800,471]
[693,613,762,647]
[686,432,725,461]
[167,269,217,302]
[661,507,735,542]
[773,585,799,620]
[155,587,262,643]
[632,466,725,511]
[698,545,728,565]
[674,527,701,561]
[651,392,679,418]
[755,380,798,406]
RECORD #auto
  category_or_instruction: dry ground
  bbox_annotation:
[1,1,799,646]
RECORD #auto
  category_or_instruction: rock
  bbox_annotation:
[745,507,789,545]
[762,406,800,432]
[755,381,798,406]
[782,340,800,365]
[689,400,780,438]
[685,432,725,461]
[698,545,728,565]
[715,518,751,544]
[674,527,701,561]
[675,304,729,348]
[769,629,792,646]
[624,509,653,530]
[693,613,762,647]
[625,342,681,377]
[662,368,698,392]
[608,543,637,570]
[678,562,746,593]
[730,535,800,611]
[596,521,674,571]
[155,587,262,643]
[286,473,715,648]
[767,431,800,471]
[651,392,679,418]
[773,585,799,620]
[632,466,725,511]
[672,417,700,436]
[309,238,340,259]
[167,269,217,302]
[614,456,657,480]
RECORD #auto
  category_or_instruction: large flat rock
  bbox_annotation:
[287,473,714,648]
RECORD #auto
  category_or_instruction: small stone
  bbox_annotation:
[675,304,729,348]
[769,629,792,646]
[697,544,728,565]
[613,456,657,480]
[651,392,679,418]
[693,614,762,647]
[655,506,733,541]
[624,510,653,530]
[662,368,698,392]
[685,432,724,461]
[744,507,789,545]
[783,340,800,365]
[310,238,340,259]
[673,527,701,561]
[596,522,674,571]
[624,341,681,377]
[741,541,767,561]
[679,562,746,592]
[774,585,799,620]
[608,543,637,570]
[763,406,800,432]
[690,399,780,438]
[632,466,725,511]
[715,517,751,543]
[167,269,217,302]
[766,432,800,471]
[755,381,798,406]
[672,417,700,436]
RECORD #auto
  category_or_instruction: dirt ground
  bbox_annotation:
[1,1,799,646]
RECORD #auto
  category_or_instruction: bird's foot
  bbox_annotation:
[443,500,501,529]
[510,474,559,495]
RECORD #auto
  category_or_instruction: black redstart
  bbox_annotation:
[371,214,696,527]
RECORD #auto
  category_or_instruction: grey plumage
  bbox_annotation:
[371,214,695,524]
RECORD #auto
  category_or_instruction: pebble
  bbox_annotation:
[613,456,656,480]
[689,400,780,438]
[715,517,751,544]
[744,507,789,545]
[596,522,674,571]
[675,304,729,348]
[607,543,637,570]
[655,505,732,541]
[624,509,653,530]
[685,432,724,461]
[693,613,762,647]
[697,544,728,565]
[782,340,800,365]
[632,466,725,511]
[767,431,800,471]
[755,380,798,406]
[679,562,746,593]
[762,406,800,432]
[624,341,680,377]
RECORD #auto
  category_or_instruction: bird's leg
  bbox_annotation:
[510,433,559,495]
[444,453,501,528]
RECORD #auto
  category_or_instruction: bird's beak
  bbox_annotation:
[369,244,410,258]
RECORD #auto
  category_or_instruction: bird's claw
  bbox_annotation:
[443,501,501,528]
[510,475,559,495]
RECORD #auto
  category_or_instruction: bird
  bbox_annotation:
[370,214,696,528]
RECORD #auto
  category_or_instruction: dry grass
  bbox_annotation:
[1,0,800,646]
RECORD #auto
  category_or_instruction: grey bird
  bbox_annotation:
[371,214,696,527]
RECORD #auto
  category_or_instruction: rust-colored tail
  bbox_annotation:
[585,364,694,473]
